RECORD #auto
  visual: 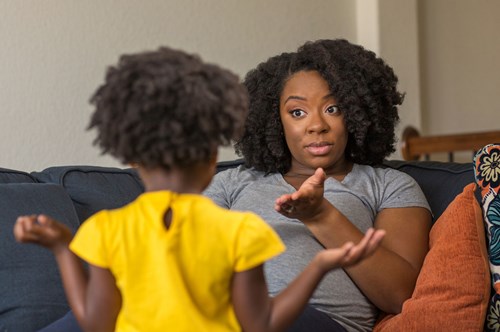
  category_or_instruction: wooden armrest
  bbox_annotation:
[400,126,500,161]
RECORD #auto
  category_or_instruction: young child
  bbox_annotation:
[13,47,385,332]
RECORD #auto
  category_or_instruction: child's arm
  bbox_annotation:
[14,215,121,332]
[231,228,385,332]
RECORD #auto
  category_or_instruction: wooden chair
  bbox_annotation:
[400,126,500,161]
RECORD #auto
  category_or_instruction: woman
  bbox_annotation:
[204,39,432,332]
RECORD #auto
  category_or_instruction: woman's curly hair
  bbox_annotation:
[235,39,403,174]
[88,47,248,169]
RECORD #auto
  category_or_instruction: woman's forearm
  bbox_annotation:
[301,202,428,313]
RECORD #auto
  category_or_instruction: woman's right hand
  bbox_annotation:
[274,168,327,219]
[14,214,73,253]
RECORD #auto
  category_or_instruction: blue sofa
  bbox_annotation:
[0,159,476,331]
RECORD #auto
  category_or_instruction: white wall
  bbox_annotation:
[0,0,356,171]
[356,0,422,160]
[1,1,498,170]
[417,0,500,162]
[419,0,500,135]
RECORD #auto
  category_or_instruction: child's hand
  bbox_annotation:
[316,228,386,272]
[275,168,326,219]
[13,214,73,253]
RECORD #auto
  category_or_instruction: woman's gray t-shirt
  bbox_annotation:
[203,164,430,332]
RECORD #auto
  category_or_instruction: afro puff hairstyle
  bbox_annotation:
[88,46,248,170]
[235,39,403,174]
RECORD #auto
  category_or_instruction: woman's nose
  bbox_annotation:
[307,112,329,134]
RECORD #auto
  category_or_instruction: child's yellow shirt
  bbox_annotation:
[70,191,285,332]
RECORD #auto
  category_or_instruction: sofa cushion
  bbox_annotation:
[373,183,490,331]
[0,167,37,184]
[32,166,144,224]
[384,160,474,222]
[0,183,80,331]
[473,143,500,331]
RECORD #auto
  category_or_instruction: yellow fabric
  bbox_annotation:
[70,191,285,332]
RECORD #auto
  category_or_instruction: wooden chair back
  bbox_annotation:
[400,126,500,161]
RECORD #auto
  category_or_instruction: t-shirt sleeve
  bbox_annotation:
[203,165,262,209]
[69,211,110,268]
[381,169,431,212]
[203,169,233,208]
[233,213,286,272]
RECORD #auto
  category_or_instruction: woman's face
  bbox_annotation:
[279,70,349,175]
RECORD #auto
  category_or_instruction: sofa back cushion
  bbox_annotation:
[0,183,80,331]
[216,159,474,222]
[0,167,37,184]
[383,160,474,222]
[32,166,144,224]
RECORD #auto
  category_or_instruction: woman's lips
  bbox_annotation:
[305,143,332,156]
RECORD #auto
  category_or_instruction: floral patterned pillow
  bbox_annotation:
[474,143,500,331]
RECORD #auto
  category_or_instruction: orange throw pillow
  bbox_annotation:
[374,183,490,331]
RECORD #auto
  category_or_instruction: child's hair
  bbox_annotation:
[88,47,249,169]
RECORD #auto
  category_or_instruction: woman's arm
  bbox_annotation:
[231,229,385,332]
[275,170,432,313]
[14,215,121,331]
[307,204,430,313]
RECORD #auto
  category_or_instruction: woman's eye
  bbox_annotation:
[290,109,305,118]
[326,105,340,115]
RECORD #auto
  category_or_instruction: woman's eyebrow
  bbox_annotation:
[283,95,306,104]
[284,93,335,104]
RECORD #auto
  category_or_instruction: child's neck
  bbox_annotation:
[137,165,212,194]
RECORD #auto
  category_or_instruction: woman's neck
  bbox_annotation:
[286,159,353,180]
[283,160,353,190]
